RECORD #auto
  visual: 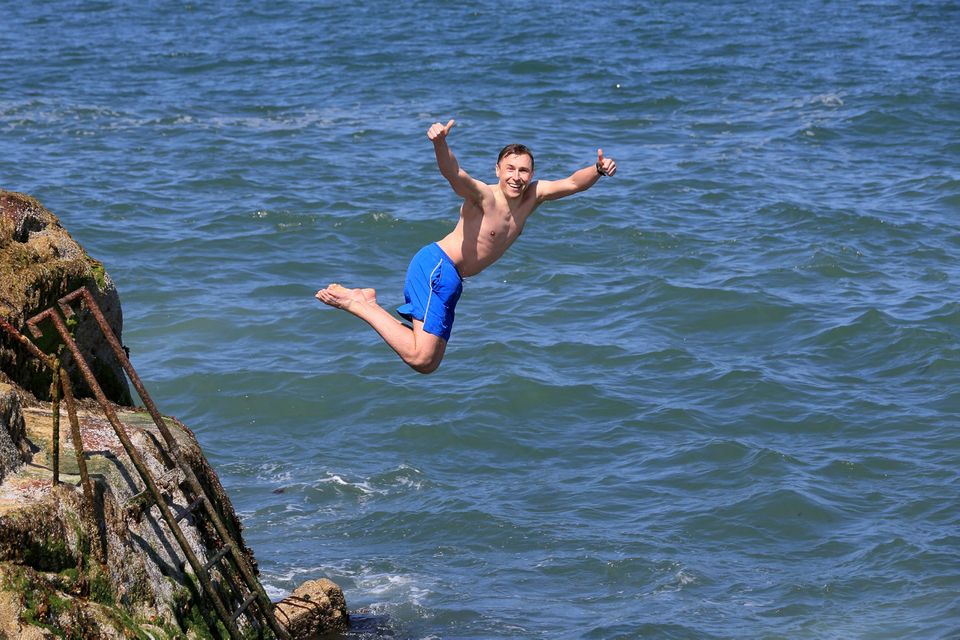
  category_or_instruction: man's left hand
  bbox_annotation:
[597,149,617,177]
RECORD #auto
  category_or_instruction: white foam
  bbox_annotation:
[261,562,434,608]
[357,572,432,607]
[317,472,375,494]
[815,94,844,108]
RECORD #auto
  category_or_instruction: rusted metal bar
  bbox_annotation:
[58,287,290,640]
[58,369,96,512]
[176,495,205,523]
[58,365,105,563]
[0,316,57,363]
[26,305,244,640]
[204,545,232,573]
[50,363,61,486]
[231,593,258,623]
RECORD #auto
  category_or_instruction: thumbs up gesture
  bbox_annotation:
[428,119,456,142]
[596,149,617,177]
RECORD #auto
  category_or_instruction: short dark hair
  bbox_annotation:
[497,143,534,170]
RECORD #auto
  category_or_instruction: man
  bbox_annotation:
[316,118,617,374]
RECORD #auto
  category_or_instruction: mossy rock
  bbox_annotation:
[0,191,132,405]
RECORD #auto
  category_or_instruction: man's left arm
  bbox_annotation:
[536,149,617,202]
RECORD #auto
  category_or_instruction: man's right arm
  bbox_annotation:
[428,119,487,204]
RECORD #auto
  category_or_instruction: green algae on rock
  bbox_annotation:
[0,190,131,406]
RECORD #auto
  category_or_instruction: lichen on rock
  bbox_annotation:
[0,190,131,405]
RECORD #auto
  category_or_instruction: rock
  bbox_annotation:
[0,190,131,405]
[275,578,350,637]
[0,399,237,637]
[0,193,350,638]
[0,383,31,483]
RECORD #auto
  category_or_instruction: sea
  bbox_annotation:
[2,1,959,638]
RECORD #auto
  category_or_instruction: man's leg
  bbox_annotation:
[315,284,446,374]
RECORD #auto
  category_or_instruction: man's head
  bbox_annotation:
[497,143,534,170]
[495,143,535,198]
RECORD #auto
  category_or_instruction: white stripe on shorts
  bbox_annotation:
[422,258,444,323]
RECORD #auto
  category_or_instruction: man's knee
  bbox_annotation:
[408,352,442,374]
[407,324,446,374]
[406,340,445,374]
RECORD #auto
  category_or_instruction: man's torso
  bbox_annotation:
[437,182,541,277]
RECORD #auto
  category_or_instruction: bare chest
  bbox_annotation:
[479,210,523,245]
[464,198,532,245]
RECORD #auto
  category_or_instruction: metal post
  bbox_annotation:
[50,362,61,486]
[58,366,105,564]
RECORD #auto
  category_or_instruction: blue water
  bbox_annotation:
[3,2,960,638]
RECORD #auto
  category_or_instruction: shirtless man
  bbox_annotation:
[315,118,617,374]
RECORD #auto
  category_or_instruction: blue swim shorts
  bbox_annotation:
[396,243,463,341]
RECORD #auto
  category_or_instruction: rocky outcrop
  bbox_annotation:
[0,190,131,405]
[0,381,265,637]
[0,194,348,637]
[275,579,349,638]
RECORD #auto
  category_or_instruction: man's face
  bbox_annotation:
[496,153,534,197]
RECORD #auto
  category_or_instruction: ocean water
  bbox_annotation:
[3,1,959,638]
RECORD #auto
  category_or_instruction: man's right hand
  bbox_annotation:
[427,119,456,143]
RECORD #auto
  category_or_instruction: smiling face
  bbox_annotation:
[495,152,534,198]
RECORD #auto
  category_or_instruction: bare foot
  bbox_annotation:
[315,283,375,314]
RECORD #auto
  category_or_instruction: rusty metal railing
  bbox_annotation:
[2,288,289,639]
